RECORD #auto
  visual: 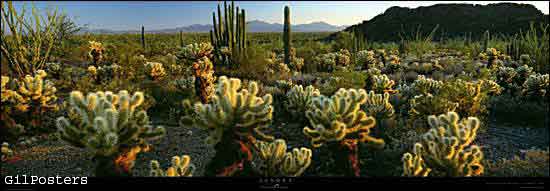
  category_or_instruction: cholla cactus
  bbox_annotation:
[180,76,274,176]
[56,90,165,176]
[285,85,320,120]
[177,43,216,103]
[254,139,312,177]
[88,41,105,66]
[88,66,98,76]
[16,70,58,113]
[303,88,384,148]
[150,155,195,177]
[356,50,378,69]
[496,66,517,84]
[480,48,501,68]
[409,94,458,124]
[363,91,394,120]
[173,76,195,91]
[411,75,444,95]
[274,80,294,93]
[44,63,62,78]
[402,143,431,177]
[416,112,484,177]
[522,73,549,99]
[144,62,167,81]
[370,74,398,94]
[303,88,384,176]
[336,49,351,67]
[1,142,15,162]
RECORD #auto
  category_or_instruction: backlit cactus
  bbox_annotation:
[88,41,105,66]
[150,155,195,177]
[180,76,274,176]
[144,62,167,81]
[56,90,165,176]
[177,43,216,103]
[415,112,484,177]
[356,50,378,69]
[363,91,394,120]
[370,74,398,94]
[254,139,312,177]
[410,75,443,95]
[285,85,320,120]
[522,73,549,99]
[408,94,458,124]
[402,143,431,177]
[1,142,15,162]
[16,70,58,113]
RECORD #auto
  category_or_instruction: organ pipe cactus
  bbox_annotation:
[150,155,195,177]
[415,112,484,177]
[254,139,312,177]
[177,43,216,103]
[56,90,166,176]
[211,1,247,65]
[303,88,384,176]
[180,76,274,176]
[285,85,320,121]
[402,143,431,177]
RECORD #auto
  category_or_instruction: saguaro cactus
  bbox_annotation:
[303,88,384,176]
[56,90,165,176]
[141,25,146,50]
[180,76,274,176]
[283,6,291,66]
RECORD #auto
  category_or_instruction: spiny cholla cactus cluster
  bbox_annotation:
[495,66,517,84]
[402,143,431,177]
[356,50,379,69]
[522,73,549,99]
[363,91,394,120]
[150,155,195,177]
[16,70,58,113]
[1,76,27,112]
[173,76,195,91]
[265,52,292,75]
[181,76,274,145]
[369,74,398,94]
[313,49,352,72]
[410,75,444,95]
[409,93,458,124]
[479,48,501,68]
[1,142,15,162]
[144,62,167,81]
[267,48,304,72]
[56,90,165,176]
[285,85,320,119]
[177,43,216,103]
[88,41,105,66]
[254,139,312,177]
[444,79,501,117]
[403,112,484,177]
[303,88,384,148]
[44,62,62,78]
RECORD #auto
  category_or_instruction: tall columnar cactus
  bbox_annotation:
[176,43,216,103]
[56,90,165,176]
[402,143,431,177]
[254,139,312,177]
[369,74,398,94]
[303,88,384,176]
[405,112,484,177]
[211,0,247,65]
[150,155,195,177]
[283,6,291,66]
[141,26,146,50]
[522,73,549,99]
[285,85,320,121]
[180,76,274,176]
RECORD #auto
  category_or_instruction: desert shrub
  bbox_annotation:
[486,148,549,177]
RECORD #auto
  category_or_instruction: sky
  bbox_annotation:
[10,1,550,31]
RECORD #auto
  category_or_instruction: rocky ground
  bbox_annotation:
[1,115,548,177]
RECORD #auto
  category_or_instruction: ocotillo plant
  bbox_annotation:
[211,0,247,66]
[283,6,291,66]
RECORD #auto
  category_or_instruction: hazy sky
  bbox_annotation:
[11,1,550,30]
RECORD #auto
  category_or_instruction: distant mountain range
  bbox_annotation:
[79,20,348,34]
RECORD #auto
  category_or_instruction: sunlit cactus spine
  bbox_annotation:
[177,42,216,103]
[285,85,320,121]
[88,41,105,67]
[283,5,291,66]
[408,94,459,126]
[150,155,195,177]
[521,73,549,99]
[180,76,274,176]
[363,91,394,120]
[415,112,484,177]
[254,139,312,177]
[411,75,443,95]
[402,143,431,177]
[56,90,166,176]
[303,88,384,176]
[370,74,398,94]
